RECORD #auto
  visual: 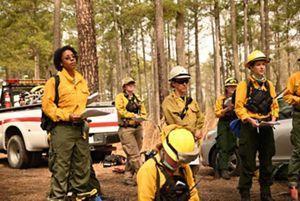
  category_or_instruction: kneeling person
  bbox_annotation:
[137,126,200,201]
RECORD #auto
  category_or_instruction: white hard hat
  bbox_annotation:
[168,66,191,81]
[122,77,135,86]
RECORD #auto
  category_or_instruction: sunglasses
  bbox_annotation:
[174,79,189,84]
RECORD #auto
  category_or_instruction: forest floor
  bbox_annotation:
[0,152,293,201]
[0,112,293,201]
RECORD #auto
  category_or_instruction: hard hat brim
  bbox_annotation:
[123,81,135,86]
[245,57,270,68]
[225,84,237,87]
[169,74,191,81]
[178,148,200,164]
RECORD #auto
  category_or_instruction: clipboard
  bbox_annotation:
[258,121,280,127]
[80,109,110,119]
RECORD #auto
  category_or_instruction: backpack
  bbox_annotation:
[153,157,190,201]
[232,80,271,109]
[40,75,60,132]
[244,81,272,115]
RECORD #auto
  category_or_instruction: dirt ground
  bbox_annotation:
[0,152,292,201]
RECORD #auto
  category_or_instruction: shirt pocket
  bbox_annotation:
[189,103,199,114]
[59,87,73,103]
[80,88,89,96]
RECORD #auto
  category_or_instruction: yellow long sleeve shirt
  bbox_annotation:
[215,95,227,118]
[235,77,279,121]
[162,92,204,134]
[283,71,300,109]
[42,69,89,122]
[115,92,147,125]
[137,154,200,201]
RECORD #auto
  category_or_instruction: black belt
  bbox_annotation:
[58,121,83,126]
[119,124,140,128]
[258,117,272,122]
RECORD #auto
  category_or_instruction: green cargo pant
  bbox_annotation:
[288,111,300,183]
[238,122,275,193]
[216,119,236,171]
[118,126,143,175]
[48,124,90,200]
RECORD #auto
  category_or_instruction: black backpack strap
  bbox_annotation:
[246,79,252,98]
[152,157,161,201]
[247,79,270,97]
[180,96,193,119]
[54,75,60,105]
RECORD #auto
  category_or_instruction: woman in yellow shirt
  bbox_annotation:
[235,50,279,201]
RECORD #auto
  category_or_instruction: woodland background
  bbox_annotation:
[0,0,299,123]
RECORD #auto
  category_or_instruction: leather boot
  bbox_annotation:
[260,186,274,201]
[260,194,274,201]
[240,189,251,201]
[221,170,230,180]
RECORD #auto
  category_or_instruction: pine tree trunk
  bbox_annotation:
[259,0,265,51]
[151,35,160,124]
[264,0,271,79]
[135,30,142,97]
[243,0,249,80]
[176,0,185,66]
[213,1,221,98]
[230,0,240,81]
[75,0,99,94]
[154,0,168,111]
[51,0,61,77]
[112,1,123,94]
[194,9,203,111]
[53,0,61,53]
[141,25,150,113]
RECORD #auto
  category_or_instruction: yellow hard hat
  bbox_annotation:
[162,127,198,163]
[122,77,135,86]
[168,66,191,81]
[245,50,270,68]
[224,77,238,87]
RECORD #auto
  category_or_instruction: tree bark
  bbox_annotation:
[259,0,265,51]
[213,1,221,98]
[264,0,271,79]
[53,0,61,53]
[176,0,185,66]
[230,0,240,81]
[194,7,203,111]
[112,1,123,93]
[243,0,249,80]
[51,0,61,76]
[75,0,99,94]
[151,34,160,124]
[154,0,168,111]
[141,25,150,112]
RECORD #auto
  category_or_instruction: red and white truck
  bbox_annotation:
[0,79,120,168]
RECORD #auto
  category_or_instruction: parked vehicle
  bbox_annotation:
[201,97,293,175]
[0,79,120,168]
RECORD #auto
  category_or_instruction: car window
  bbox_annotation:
[278,97,293,120]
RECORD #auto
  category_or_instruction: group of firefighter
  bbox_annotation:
[42,45,300,201]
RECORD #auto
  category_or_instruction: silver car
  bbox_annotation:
[200,97,293,175]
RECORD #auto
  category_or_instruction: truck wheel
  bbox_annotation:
[7,135,30,168]
[211,148,240,176]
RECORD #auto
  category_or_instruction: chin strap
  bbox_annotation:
[160,149,176,172]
